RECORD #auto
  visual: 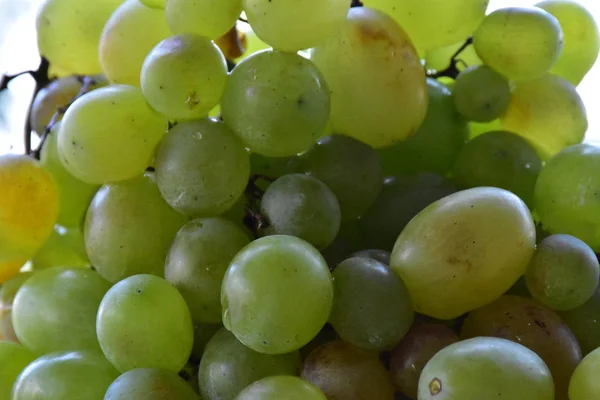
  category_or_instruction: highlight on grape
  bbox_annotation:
[0,0,598,399]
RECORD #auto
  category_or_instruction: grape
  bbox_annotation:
[154,119,250,217]
[378,79,468,176]
[100,0,173,86]
[301,340,395,400]
[31,225,90,269]
[237,376,326,400]
[349,249,390,266]
[0,155,59,265]
[97,274,193,372]
[425,41,482,73]
[221,235,333,354]
[569,347,600,400]
[221,50,330,157]
[452,131,542,207]
[243,0,349,52]
[526,234,599,311]
[358,173,457,251]
[250,154,291,180]
[534,144,600,251]
[560,289,600,356]
[309,7,427,149]
[390,187,536,320]
[468,118,503,140]
[501,74,587,159]
[191,322,221,361]
[537,0,600,86]
[288,135,382,220]
[389,324,459,400]
[461,295,582,400]
[36,0,123,74]
[166,0,242,39]
[141,34,228,121]
[236,30,271,62]
[0,273,32,341]
[140,0,164,8]
[12,267,111,354]
[0,342,37,399]
[299,324,339,360]
[260,174,341,250]
[198,328,301,400]
[452,66,511,123]
[57,85,167,184]
[165,218,250,323]
[418,337,554,400]
[104,368,199,399]
[473,7,563,81]
[329,257,413,350]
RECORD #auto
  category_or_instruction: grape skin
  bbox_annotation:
[104,368,200,399]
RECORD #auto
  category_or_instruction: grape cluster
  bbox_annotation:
[0,0,599,399]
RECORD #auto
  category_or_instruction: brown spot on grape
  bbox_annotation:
[186,92,199,109]
[429,378,442,396]
[447,256,473,271]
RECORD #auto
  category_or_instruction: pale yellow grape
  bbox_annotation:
[166,0,242,39]
[57,85,167,184]
[310,7,427,149]
[100,0,173,86]
[140,0,164,7]
[537,0,600,86]
[570,348,600,400]
[501,73,587,159]
[425,41,482,73]
[36,0,124,75]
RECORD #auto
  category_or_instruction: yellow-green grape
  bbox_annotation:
[309,7,427,149]
[250,153,290,179]
[468,118,503,140]
[36,0,123,75]
[243,0,349,52]
[31,225,90,270]
[85,173,188,282]
[104,368,200,399]
[560,289,600,356]
[0,272,33,341]
[390,187,536,320]
[473,7,563,81]
[0,155,59,265]
[222,235,333,354]
[141,34,228,121]
[501,74,587,159]
[40,126,99,228]
[425,41,482,72]
[166,0,242,39]
[452,66,511,122]
[0,342,37,399]
[97,274,194,372]
[569,347,600,400]
[57,85,167,184]
[418,337,554,400]
[537,0,600,86]
[221,50,330,157]
[140,0,165,7]
[238,376,326,400]
[100,0,173,86]
[238,30,270,62]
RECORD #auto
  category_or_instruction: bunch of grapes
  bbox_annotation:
[0,0,599,399]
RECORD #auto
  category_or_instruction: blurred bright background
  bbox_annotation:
[0,0,598,154]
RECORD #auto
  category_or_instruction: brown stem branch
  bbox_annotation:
[427,37,474,79]
[242,174,275,237]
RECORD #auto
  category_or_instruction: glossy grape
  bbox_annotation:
[0,341,37,399]
[452,66,511,122]
[104,368,200,399]
[166,0,242,39]
[237,376,326,400]
[0,273,32,342]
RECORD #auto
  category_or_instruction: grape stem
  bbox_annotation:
[351,0,363,7]
[243,174,275,237]
[427,37,474,79]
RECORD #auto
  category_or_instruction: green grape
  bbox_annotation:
[569,347,600,400]
[378,79,468,176]
[309,7,427,149]
[537,0,600,86]
[36,0,123,75]
[85,173,188,282]
[260,174,341,250]
[140,0,164,8]
[191,322,221,360]
[0,341,37,399]
[243,0,349,52]
[40,126,99,228]
[250,153,290,179]
[418,337,554,400]
[57,85,167,184]
[104,368,199,399]
[301,340,395,400]
[288,135,383,220]
[329,257,413,350]
[452,66,511,122]
[237,30,271,62]
[526,234,599,311]
[473,7,563,81]
[141,34,228,120]
[154,119,250,217]
[166,0,242,39]
[390,187,536,320]
[424,41,482,72]
[165,218,250,323]
[221,50,330,157]
[97,274,193,373]
[0,273,32,341]
[199,328,301,400]
[468,118,503,139]
[501,74,587,159]
[461,295,582,400]
[31,225,90,270]
[363,0,489,53]
[534,144,600,250]
[560,289,600,356]
[12,267,111,354]
[358,173,457,251]
[452,131,542,207]
[12,351,119,400]
[237,376,326,400]
[100,0,173,86]
[222,235,333,354]
[349,249,390,266]
[389,324,459,400]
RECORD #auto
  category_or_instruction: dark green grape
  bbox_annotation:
[250,153,291,179]
[560,288,600,356]
[104,368,199,399]
[349,249,390,265]
[191,322,221,361]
